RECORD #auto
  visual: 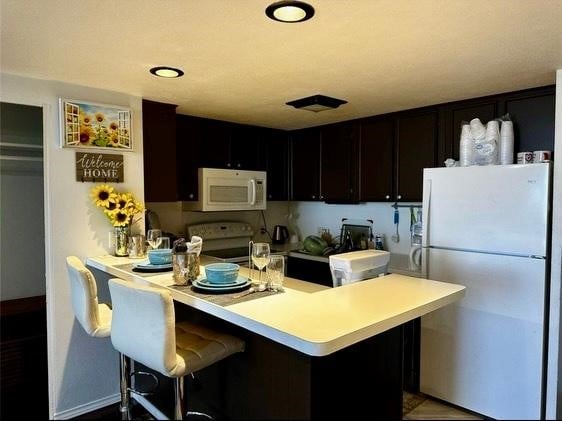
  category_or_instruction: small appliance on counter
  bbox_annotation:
[329,249,390,287]
[272,225,289,244]
[339,218,374,252]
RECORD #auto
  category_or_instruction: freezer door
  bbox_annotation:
[422,163,549,256]
[420,248,546,419]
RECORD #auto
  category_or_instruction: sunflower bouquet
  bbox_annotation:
[90,184,144,227]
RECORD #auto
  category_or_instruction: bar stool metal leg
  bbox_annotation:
[119,353,131,420]
[174,376,185,420]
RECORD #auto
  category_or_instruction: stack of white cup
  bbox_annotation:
[484,120,500,165]
[499,121,514,164]
[459,123,473,167]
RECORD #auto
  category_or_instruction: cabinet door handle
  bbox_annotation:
[320,195,324,200]
[397,194,402,200]
[312,195,316,199]
[226,162,231,168]
[385,195,390,200]
[236,163,241,168]
[268,194,272,199]
[189,193,194,199]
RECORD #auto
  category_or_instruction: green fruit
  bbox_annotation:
[303,235,328,255]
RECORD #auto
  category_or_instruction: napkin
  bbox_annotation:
[187,236,202,256]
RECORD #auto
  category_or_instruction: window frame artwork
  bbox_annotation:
[60,98,132,151]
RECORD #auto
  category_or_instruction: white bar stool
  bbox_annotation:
[65,256,131,418]
[108,278,245,420]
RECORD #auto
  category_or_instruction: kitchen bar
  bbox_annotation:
[87,255,464,419]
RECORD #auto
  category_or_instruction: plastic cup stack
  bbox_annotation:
[499,121,514,164]
[459,123,473,167]
[484,120,500,165]
[469,118,486,140]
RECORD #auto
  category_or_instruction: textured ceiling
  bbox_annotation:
[1,0,561,130]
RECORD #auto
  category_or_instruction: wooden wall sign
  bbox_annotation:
[75,152,124,182]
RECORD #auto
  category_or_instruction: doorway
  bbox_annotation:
[0,102,48,418]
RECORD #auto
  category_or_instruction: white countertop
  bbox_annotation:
[87,255,464,357]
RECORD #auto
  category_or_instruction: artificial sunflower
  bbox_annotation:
[90,184,115,207]
[95,112,105,123]
[115,193,131,210]
[79,126,92,145]
[109,209,130,227]
[109,121,118,131]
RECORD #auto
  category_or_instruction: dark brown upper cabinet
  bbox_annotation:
[176,114,203,201]
[230,124,264,171]
[360,118,395,202]
[142,99,178,202]
[396,112,437,202]
[501,88,555,153]
[320,122,360,203]
[290,128,321,201]
[263,129,290,201]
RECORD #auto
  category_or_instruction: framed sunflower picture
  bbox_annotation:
[60,98,132,150]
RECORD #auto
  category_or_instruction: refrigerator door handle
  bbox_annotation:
[422,179,431,248]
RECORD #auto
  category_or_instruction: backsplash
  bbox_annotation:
[146,200,419,255]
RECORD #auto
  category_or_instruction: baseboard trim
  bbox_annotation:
[53,393,120,419]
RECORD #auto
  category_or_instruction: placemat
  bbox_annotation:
[170,284,283,306]
[114,263,283,306]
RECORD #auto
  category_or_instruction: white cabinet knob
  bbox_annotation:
[226,162,231,167]
[397,195,402,200]
[236,163,241,168]
[311,195,316,199]
[385,195,390,200]
[189,194,194,199]
[320,195,324,200]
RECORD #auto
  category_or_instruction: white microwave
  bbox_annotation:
[182,168,267,211]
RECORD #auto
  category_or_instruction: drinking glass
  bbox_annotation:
[250,242,270,287]
[159,237,170,250]
[266,255,284,291]
[147,229,162,250]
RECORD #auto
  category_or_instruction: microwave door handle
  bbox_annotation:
[250,179,256,205]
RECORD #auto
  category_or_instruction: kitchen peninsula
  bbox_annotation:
[87,255,464,419]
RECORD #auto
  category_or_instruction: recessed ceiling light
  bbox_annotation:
[149,66,184,78]
[265,1,315,23]
[286,95,347,112]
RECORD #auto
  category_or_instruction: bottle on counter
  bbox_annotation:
[375,235,385,251]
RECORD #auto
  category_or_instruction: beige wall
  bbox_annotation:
[0,73,144,419]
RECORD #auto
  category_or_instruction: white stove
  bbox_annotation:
[187,222,255,265]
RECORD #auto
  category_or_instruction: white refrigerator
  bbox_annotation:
[420,163,551,420]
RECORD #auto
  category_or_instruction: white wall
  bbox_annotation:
[146,199,416,255]
[0,73,144,419]
[546,69,562,420]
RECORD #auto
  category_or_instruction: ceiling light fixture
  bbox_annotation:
[265,0,315,23]
[286,95,347,112]
[149,66,184,78]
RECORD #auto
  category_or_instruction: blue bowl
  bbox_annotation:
[147,248,172,265]
[205,263,240,284]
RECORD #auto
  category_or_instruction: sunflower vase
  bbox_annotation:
[113,225,130,257]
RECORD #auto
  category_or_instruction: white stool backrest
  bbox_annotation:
[108,278,178,377]
[65,256,108,337]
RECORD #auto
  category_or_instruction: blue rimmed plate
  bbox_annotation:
[192,278,251,293]
[132,260,173,272]
[195,276,248,288]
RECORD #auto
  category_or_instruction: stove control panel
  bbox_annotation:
[187,222,254,240]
